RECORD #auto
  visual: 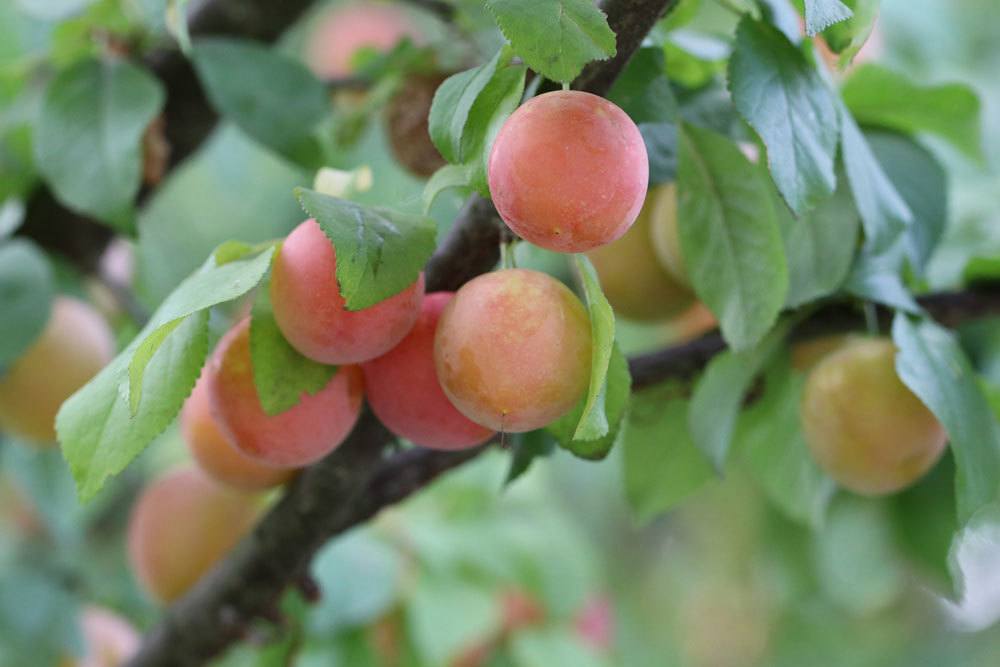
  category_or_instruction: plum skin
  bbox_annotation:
[800,337,947,495]
[205,318,364,469]
[363,292,494,449]
[182,373,295,490]
[434,269,592,433]
[127,466,260,603]
[305,1,422,79]
[488,90,649,253]
[270,219,425,365]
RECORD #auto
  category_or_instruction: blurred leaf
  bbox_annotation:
[844,242,921,313]
[250,279,338,416]
[608,47,678,124]
[689,320,791,470]
[58,311,208,501]
[14,0,92,20]
[677,122,787,350]
[842,64,983,161]
[815,496,905,614]
[427,47,525,195]
[622,386,714,523]
[893,315,1000,524]
[254,590,309,666]
[423,163,475,213]
[0,444,82,546]
[310,529,402,634]
[406,574,500,666]
[639,122,677,184]
[803,0,853,36]
[963,256,1000,285]
[737,358,836,528]
[866,130,948,275]
[891,453,956,587]
[821,0,879,65]
[505,429,557,486]
[0,566,80,667]
[483,0,615,83]
[127,247,275,411]
[0,199,24,238]
[776,176,860,308]
[839,104,912,250]
[35,58,164,229]
[0,239,53,368]
[510,628,609,667]
[945,501,1000,630]
[548,344,630,460]
[729,18,839,214]
[296,188,436,311]
[165,0,192,54]
[191,38,328,166]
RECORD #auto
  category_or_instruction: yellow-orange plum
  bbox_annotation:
[127,467,259,603]
[271,219,425,364]
[205,319,364,468]
[487,91,648,253]
[0,297,114,445]
[647,183,690,288]
[182,374,294,490]
[586,184,694,321]
[434,269,592,432]
[363,292,494,449]
[801,337,948,496]
[62,605,140,667]
[306,1,422,79]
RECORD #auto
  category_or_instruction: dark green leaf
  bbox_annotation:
[840,104,912,250]
[893,315,1000,524]
[0,239,53,367]
[607,47,678,124]
[35,58,164,229]
[483,0,616,83]
[844,243,920,313]
[639,122,677,184]
[622,385,714,523]
[296,188,436,311]
[804,0,853,36]
[677,122,787,351]
[689,320,791,469]
[505,429,557,486]
[250,281,338,416]
[842,64,983,161]
[729,18,839,213]
[737,357,835,527]
[191,38,329,164]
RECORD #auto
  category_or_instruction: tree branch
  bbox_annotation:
[128,2,674,665]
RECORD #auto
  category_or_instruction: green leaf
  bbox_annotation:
[729,18,840,214]
[677,122,787,351]
[191,38,329,164]
[842,64,983,161]
[571,255,616,441]
[165,0,192,54]
[963,256,1000,285]
[295,188,436,311]
[505,429,557,486]
[839,104,912,250]
[777,178,860,308]
[57,311,209,501]
[0,239,53,367]
[866,130,948,275]
[821,0,879,66]
[804,0,853,36]
[639,122,678,184]
[35,58,164,229]
[893,315,1000,524]
[510,628,609,667]
[0,198,25,238]
[250,281,338,416]
[427,47,526,196]
[947,501,1000,620]
[737,357,835,527]
[422,163,475,213]
[407,574,500,666]
[607,47,679,124]
[622,385,715,523]
[483,0,616,83]
[547,344,630,460]
[689,320,791,470]
[127,247,276,411]
[845,243,920,313]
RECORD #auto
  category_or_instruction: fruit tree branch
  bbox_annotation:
[127,1,676,665]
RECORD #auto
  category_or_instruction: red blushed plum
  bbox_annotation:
[182,374,294,490]
[127,467,259,603]
[306,1,422,79]
[487,91,648,253]
[434,269,592,432]
[63,605,140,667]
[205,319,364,468]
[270,219,425,364]
[363,293,494,449]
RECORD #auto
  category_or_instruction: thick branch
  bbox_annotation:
[129,2,670,665]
